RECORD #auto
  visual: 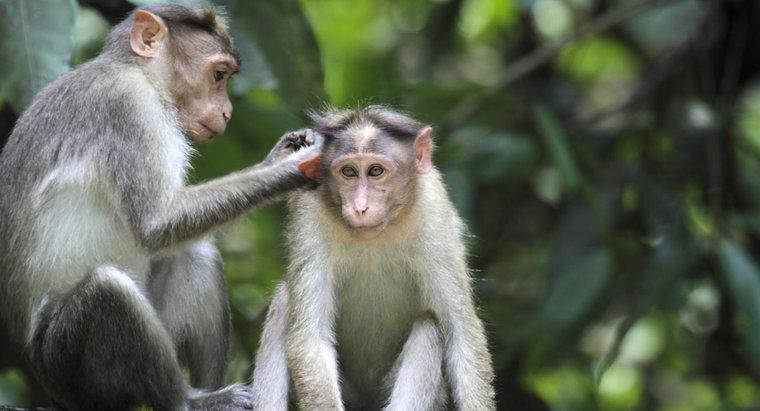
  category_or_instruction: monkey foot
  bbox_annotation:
[189,383,253,410]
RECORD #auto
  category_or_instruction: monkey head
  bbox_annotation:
[128,6,240,142]
[305,107,434,240]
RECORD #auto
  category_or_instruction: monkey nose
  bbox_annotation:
[222,100,233,122]
[354,205,369,216]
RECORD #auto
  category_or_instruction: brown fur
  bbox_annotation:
[251,107,495,410]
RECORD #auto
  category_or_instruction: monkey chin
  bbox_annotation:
[351,223,386,240]
[194,130,217,143]
[182,123,220,143]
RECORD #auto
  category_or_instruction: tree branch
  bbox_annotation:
[441,0,679,134]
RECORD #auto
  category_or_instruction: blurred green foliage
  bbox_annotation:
[2,0,760,409]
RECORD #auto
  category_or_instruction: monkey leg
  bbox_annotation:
[382,312,447,411]
[30,265,189,411]
[149,236,230,389]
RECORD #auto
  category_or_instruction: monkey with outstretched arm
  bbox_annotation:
[0,4,321,410]
[251,106,495,410]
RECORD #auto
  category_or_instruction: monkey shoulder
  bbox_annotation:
[416,172,465,228]
[282,197,325,260]
[286,191,331,232]
[11,62,162,158]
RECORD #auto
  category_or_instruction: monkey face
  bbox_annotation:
[321,124,433,240]
[327,153,402,239]
[129,9,239,143]
[172,52,238,143]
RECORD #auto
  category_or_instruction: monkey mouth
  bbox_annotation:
[198,122,224,139]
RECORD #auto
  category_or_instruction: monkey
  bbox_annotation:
[250,106,496,410]
[0,4,322,410]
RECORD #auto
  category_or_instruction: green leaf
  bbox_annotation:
[226,20,277,94]
[718,240,760,373]
[525,367,592,407]
[597,363,643,410]
[445,127,539,183]
[459,0,520,44]
[541,248,612,326]
[0,368,29,406]
[556,35,640,87]
[299,0,399,104]
[734,213,760,237]
[217,0,325,112]
[0,0,77,112]
[737,82,760,157]
[72,6,110,65]
[533,0,574,42]
[684,185,714,237]
[622,0,706,56]
[533,166,563,205]
[734,82,760,209]
[534,104,582,190]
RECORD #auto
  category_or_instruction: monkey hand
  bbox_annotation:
[265,128,324,165]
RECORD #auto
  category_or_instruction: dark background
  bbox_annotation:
[1,0,760,409]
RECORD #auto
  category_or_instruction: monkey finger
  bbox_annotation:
[311,130,326,148]
[295,131,312,149]
[285,131,307,150]
[304,129,318,146]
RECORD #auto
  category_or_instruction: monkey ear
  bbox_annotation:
[298,152,323,180]
[130,10,168,58]
[414,127,433,174]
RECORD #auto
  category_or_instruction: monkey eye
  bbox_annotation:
[214,70,225,82]
[340,166,358,178]
[368,165,384,177]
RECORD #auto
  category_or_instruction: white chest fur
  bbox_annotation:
[332,245,424,394]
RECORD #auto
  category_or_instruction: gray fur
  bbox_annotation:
[251,108,495,410]
[0,4,316,410]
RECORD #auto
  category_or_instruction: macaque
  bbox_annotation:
[251,106,495,410]
[0,4,319,410]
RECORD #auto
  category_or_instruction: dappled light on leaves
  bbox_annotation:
[1,0,760,409]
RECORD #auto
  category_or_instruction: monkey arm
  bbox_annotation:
[383,313,447,411]
[285,259,344,411]
[251,282,290,410]
[148,160,308,251]
[112,148,314,252]
[423,242,496,410]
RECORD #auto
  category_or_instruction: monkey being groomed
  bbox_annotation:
[251,106,496,410]
[0,4,322,410]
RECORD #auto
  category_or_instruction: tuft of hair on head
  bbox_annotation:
[104,3,241,66]
[307,105,427,141]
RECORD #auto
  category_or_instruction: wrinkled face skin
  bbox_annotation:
[130,10,239,142]
[330,151,406,239]
[320,123,433,239]
[169,51,237,142]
